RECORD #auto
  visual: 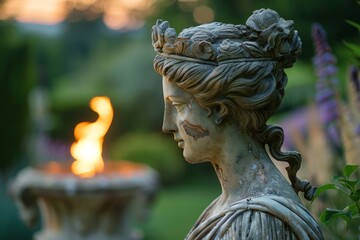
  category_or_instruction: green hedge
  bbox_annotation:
[109,132,186,183]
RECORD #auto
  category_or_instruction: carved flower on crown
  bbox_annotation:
[262,20,294,56]
[152,20,172,52]
[218,40,244,59]
[246,8,280,32]
[192,41,214,60]
[246,8,295,59]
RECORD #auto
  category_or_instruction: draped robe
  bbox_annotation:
[186,195,324,240]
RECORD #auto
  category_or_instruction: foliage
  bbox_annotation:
[0,21,36,175]
[108,132,186,184]
[48,33,163,141]
[344,1,360,63]
[344,20,360,65]
[312,165,360,224]
[279,61,316,112]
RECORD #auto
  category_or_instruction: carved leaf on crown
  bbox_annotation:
[152,19,216,61]
[173,38,187,55]
[152,20,170,52]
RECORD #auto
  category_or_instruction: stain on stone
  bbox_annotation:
[181,120,209,140]
[235,154,243,164]
[248,144,252,154]
[253,150,260,160]
[257,162,267,183]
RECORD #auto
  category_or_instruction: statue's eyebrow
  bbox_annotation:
[167,96,186,103]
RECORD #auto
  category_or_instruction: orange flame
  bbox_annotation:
[70,96,113,178]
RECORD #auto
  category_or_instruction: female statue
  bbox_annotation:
[152,9,324,240]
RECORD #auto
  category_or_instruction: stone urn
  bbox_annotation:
[10,161,159,240]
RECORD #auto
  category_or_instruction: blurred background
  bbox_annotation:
[1,0,360,239]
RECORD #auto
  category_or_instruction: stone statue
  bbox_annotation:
[152,8,324,240]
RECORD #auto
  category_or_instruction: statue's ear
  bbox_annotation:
[214,104,229,125]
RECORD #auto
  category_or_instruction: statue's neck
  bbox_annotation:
[210,134,299,207]
[212,140,264,197]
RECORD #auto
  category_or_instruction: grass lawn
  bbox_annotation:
[142,166,220,240]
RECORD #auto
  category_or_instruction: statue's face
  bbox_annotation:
[162,77,222,164]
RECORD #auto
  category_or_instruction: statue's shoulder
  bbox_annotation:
[186,195,324,240]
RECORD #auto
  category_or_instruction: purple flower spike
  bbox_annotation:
[316,65,338,78]
[316,88,334,103]
[313,52,337,67]
[312,23,332,56]
[312,23,341,148]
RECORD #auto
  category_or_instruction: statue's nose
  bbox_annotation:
[162,109,177,134]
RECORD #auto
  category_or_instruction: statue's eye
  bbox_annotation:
[172,102,185,112]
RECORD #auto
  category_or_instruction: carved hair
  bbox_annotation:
[152,9,316,200]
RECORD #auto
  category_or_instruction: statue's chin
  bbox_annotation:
[183,151,208,164]
[183,152,192,164]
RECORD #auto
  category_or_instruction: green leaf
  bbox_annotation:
[347,203,359,216]
[342,165,359,178]
[344,41,360,57]
[337,178,359,192]
[320,208,351,224]
[312,183,338,202]
[346,20,360,32]
[350,189,360,201]
[332,175,342,181]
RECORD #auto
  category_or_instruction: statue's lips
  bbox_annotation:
[175,139,184,148]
